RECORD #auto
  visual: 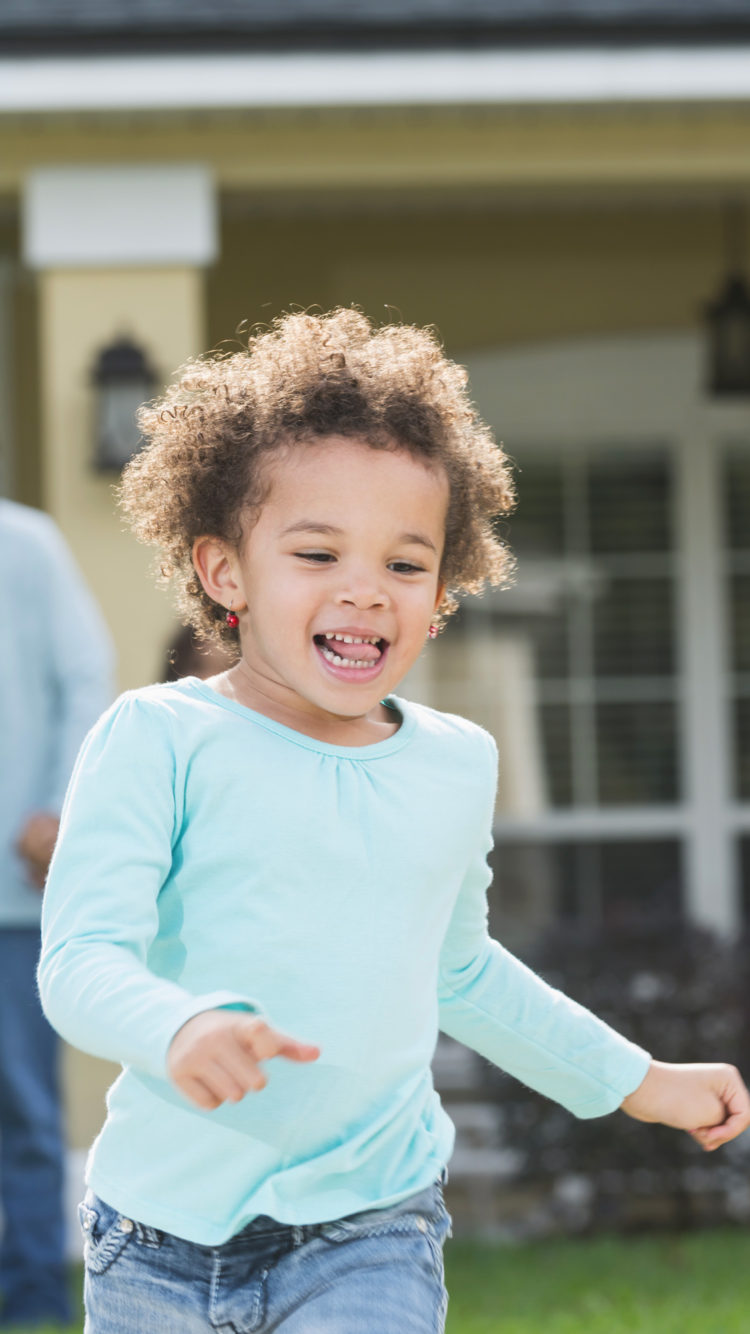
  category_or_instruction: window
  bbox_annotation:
[439,446,680,810]
[415,334,750,936]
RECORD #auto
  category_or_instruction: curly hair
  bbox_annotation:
[119,308,515,647]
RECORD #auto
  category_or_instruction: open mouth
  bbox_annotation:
[313,632,388,671]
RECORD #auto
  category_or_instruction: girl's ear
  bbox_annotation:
[433,581,446,612]
[192,536,246,612]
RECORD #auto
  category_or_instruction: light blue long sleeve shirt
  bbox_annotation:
[0,500,115,925]
[39,678,650,1244]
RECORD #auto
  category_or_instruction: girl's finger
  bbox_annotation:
[690,1110,749,1150]
[702,1078,750,1147]
[276,1037,321,1063]
[236,1019,319,1064]
[690,1127,721,1151]
[217,1045,268,1096]
[180,1075,222,1111]
[204,1060,248,1104]
[724,1081,750,1126]
[709,1113,748,1145]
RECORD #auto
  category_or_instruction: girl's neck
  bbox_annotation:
[204,659,401,747]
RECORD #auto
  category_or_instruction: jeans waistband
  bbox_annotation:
[85,1171,449,1250]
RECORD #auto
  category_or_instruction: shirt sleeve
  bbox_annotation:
[38,694,262,1080]
[38,518,117,813]
[437,733,651,1119]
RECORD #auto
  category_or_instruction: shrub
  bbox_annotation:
[480,919,750,1233]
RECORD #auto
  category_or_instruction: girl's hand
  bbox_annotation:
[621,1060,750,1150]
[167,1010,320,1110]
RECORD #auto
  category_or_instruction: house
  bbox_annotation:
[2,0,749,1230]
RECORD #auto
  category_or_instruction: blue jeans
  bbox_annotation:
[0,928,70,1326]
[79,1181,451,1333]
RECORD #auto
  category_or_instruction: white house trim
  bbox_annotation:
[1,47,750,115]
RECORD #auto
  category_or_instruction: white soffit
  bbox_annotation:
[3,47,750,114]
[23,165,217,268]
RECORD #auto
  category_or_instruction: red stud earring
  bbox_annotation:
[226,609,239,628]
[428,624,438,640]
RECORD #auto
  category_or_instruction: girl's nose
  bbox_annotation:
[335,571,389,610]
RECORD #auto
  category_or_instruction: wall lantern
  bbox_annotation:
[91,336,157,471]
[704,204,750,397]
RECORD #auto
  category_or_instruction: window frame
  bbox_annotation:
[432,333,749,937]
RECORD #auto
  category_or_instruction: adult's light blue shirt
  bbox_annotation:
[0,500,115,925]
[39,678,650,1244]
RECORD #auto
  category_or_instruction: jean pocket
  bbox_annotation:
[78,1195,136,1276]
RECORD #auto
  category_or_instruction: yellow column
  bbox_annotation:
[36,270,206,1158]
[37,266,204,690]
[37,272,204,1161]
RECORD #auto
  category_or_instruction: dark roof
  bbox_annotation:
[3,0,750,55]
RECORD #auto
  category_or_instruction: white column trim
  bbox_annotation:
[676,425,736,935]
[23,165,217,269]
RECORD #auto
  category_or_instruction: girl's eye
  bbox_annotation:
[294,553,425,573]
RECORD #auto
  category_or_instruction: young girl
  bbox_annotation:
[39,309,750,1334]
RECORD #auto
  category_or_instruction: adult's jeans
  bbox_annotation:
[0,928,71,1326]
[80,1180,452,1333]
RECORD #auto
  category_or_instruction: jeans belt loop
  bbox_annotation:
[135,1222,163,1248]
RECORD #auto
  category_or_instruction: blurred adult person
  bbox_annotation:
[0,499,114,1329]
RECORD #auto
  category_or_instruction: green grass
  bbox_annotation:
[444,1229,750,1332]
[9,1231,750,1332]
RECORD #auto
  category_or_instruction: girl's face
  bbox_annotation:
[198,436,448,731]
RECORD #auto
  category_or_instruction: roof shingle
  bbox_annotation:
[3,0,750,53]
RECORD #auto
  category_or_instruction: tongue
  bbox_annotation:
[324,639,381,662]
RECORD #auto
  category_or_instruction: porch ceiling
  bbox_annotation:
[1,100,749,199]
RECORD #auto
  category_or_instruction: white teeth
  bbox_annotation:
[323,633,381,645]
[319,645,379,669]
